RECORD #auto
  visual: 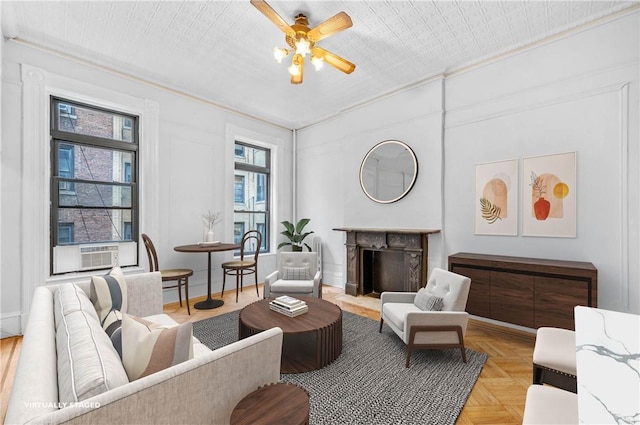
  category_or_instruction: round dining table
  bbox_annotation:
[174,242,240,309]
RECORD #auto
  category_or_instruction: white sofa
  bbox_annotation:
[5,271,283,425]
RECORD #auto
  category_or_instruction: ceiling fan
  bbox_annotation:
[250,0,356,84]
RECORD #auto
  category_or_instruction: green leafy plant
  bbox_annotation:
[278,218,314,252]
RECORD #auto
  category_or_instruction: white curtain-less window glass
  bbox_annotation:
[234,142,269,253]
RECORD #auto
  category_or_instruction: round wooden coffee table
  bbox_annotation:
[239,297,342,373]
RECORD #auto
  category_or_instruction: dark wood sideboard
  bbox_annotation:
[448,252,597,330]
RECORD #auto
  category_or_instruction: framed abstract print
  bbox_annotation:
[522,152,576,237]
[475,159,518,236]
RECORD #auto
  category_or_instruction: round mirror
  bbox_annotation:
[359,140,418,203]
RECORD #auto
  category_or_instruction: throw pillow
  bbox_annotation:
[282,266,311,280]
[91,266,128,326]
[103,309,124,358]
[91,266,128,355]
[413,288,444,311]
[121,314,194,381]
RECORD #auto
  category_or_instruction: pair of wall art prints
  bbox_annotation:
[474,152,576,237]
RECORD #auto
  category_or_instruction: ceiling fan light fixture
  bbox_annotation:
[250,0,355,84]
[294,37,311,56]
[287,63,301,76]
[273,47,289,63]
[288,54,303,76]
[311,55,323,71]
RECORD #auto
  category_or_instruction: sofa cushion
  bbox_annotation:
[413,288,444,311]
[55,288,129,403]
[270,279,314,293]
[383,302,422,331]
[91,266,128,326]
[122,314,194,381]
[282,266,311,280]
[54,283,99,329]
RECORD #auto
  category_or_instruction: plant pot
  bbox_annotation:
[292,245,303,252]
[534,197,551,220]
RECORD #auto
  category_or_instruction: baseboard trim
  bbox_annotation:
[0,312,23,338]
[469,316,536,341]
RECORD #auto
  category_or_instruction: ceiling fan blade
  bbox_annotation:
[312,47,356,74]
[250,0,296,38]
[307,11,352,42]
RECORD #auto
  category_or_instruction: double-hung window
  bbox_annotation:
[50,97,138,274]
[233,142,270,253]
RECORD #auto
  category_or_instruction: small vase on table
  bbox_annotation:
[202,210,222,243]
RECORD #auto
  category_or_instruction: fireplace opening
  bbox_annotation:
[361,249,406,297]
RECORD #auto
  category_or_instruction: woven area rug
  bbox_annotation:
[193,310,487,425]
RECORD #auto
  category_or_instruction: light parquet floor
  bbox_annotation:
[1,284,535,424]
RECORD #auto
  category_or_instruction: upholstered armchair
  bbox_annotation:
[264,252,322,299]
[379,268,471,367]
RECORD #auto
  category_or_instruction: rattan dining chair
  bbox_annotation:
[141,233,194,315]
[221,230,262,302]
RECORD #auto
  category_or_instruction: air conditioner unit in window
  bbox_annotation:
[79,244,119,270]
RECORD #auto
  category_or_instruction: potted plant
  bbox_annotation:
[278,218,314,251]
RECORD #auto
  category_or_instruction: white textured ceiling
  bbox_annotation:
[2,1,637,129]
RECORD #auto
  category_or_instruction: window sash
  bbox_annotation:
[234,142,270,253]
[50,97,139,273]
[52,97,138,145]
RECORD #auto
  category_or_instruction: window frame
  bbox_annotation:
[49,96,139,274]
[233,141,270,254]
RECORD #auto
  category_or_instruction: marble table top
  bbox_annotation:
[574,306,640,424]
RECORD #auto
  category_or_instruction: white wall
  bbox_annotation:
[296,80,445,286]
[297,12,640,314]
[444,12,639,314]
[0,41,293,336]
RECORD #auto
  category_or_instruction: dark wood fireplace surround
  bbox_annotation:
[333,228,440,296]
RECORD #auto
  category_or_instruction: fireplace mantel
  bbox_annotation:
[333,228,440,296]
